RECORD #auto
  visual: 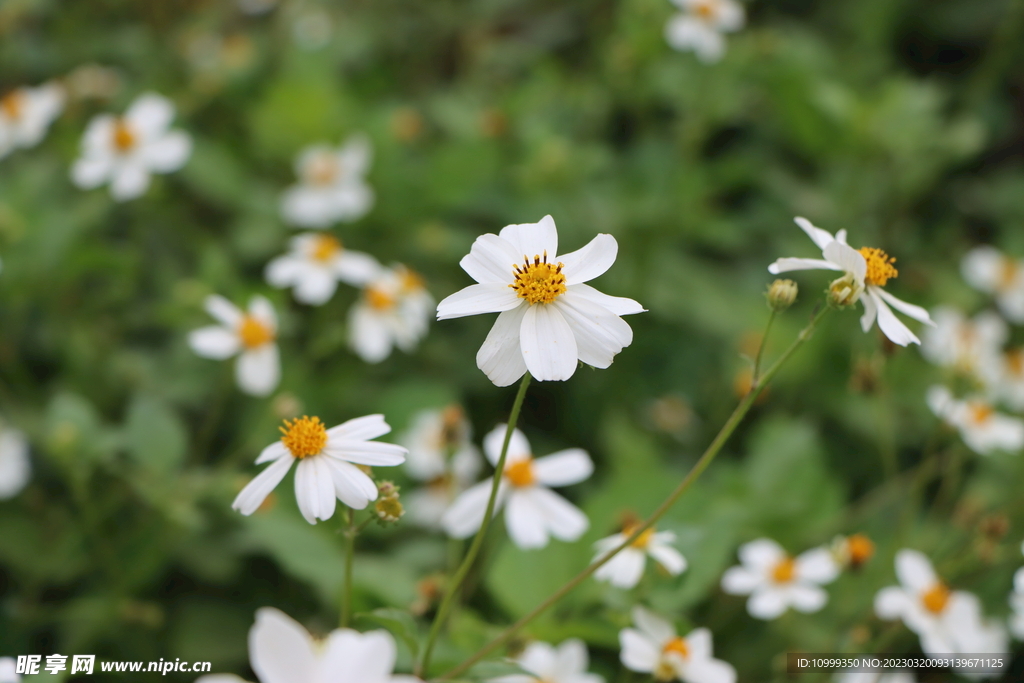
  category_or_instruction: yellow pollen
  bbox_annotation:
[968,402,994,425]
[846,534,875,567]
[999,259,1019,291]
[279,415,328,458]
[112,118,137,153]
[237,316,275,348]
[772,557,797,583]
[307,154,340,186]
[624,522,656,549]
[510,252,567,305]
[662,637,690,659]
[857,247,899,287]
[922,582,951,614]
[311,235,342,262]
[1,91,24,120]
[693,0,718,20]
[365,286,396,311]
[504,458,536,487]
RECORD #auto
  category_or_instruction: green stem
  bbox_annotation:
[417,372,532,677]
[752,309,776,384]
[437,306,829,681]
[341,506,356,628]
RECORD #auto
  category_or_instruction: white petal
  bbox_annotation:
[739,538,786,570]
[747,588,789,620]
[648,543,687,576]
[325,440,406,467]
[143,131,192,172]
[110,164,151,201]
[568,283,645,315]
[327,182,374,222]
[532,449,593,487]
[793,217,836,251]
[460,233,521,285]
[505,489,551,549]
[555,293,633,369]
[248,296,277,329]
[499,215,558,261]
[189,326,240,359]
[715,0,745,31]
[338,134,373,176]
[874,586,911,620]
[632,606,676,644]
[665,15,724,62]
[824,241,868,283]
[871,290,920,346]
[126,93,175,137]
[961,246,1003,293]
[321,629,396,683]
[595,549,647,589]
[323,458,377,510]
[436,283,521,320]
[796,547,839,584]
[442,480,505,539]
[874,287,934,325]
[328,414,391,442]
[520,304,578,382]
[559,233,618,285]
[280,186,336,228]
[349,305,393,364]
[293,268,338,306]
[528,486,588,541]
[517,642,558,679]
[684,628,712,660]
[294,459,321,524]
[236,345,281,397]
[788,584,828,613]
[0,430,31,499]
[767,257,843,275]
[553,639,589,679]
[249,608,316,683]
[860,289,878,333]
[232,455,294,515]
[895,549,937,592]
[255,441,289,465]
[265,255,306,289]
[483,424,532,466]
[335,251,382,286]
[685,657,736,683]
[720,566,760,595]
[476,305,529,387]
[619,628,658,673]
[205,294,243,327]
[71,155,112,188]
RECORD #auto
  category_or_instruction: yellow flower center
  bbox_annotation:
[663,636,689,659]
[112,118,137,153]
[693,0,718,20]
[846,534,875,567]
[310,234,342,262]
[237,316,275,348]
[400,267,425,293]
[1,91,24,120]
[922,582,951,614]
[279,415,328,458]
[968,402,994,425]
[307,154,340,186]
[510,252,567,305]
[365,286,396,311]
[504,458,536,487]
[772,557,797,583]
[623,522,656,549]
[1006,350,1024,377]
[857,247,899,287]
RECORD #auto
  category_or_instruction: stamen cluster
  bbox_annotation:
[279,415,328,459]
[510,252,567,305]
[858,247,899,287]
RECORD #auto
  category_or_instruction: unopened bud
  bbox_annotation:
[827,273,863,308]
[374,481,404,524]
[766,279,798,312]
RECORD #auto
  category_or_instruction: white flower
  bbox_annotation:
[768,217,934,346]
[189,295,281,397]
[280,136,374,228]
[0,422,30,499]
[71,92,192,201]
[619,606,736,683]
[833,673,915,683]
[349,264,433,363]
[441,424,592,549]
[962,246,1024,323]
[488,639,603,683]
[926,385,1024,456]
[720,538,839,620]
[593,523,687,589]
[664,0,745,63]
[436,215,645,386]
[0,82,65,159]
[920,307,1007,380]
[266,232,380,305]
[875,549,1009,658]
[401,406,482,529]
[0,657,19,683]
[243,607,419,683]
[232,414,407,524]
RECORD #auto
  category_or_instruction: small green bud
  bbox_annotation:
[374,481,404,524]
[765,279,798,312]
[827,273,863,308]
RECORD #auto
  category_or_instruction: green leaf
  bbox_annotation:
[356,608,420,658]
[125,394,188,473]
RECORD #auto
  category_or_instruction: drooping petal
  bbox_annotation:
[232,455,294,515]
[528,486,589,542]
[559,233,618,285]
[436,283,521,320]
[823,241,867,283]
[874,287,934,325]
[499,215,558,261]
[768,257,843,275]
[189,326,241,359]
[143,130,192,172]
[482,424,533,466]
[595,548,647,589]
[532,448,593,487]
[476,304,529,387]
[310,456,338,522]
[459,233,521,285]
[236,345,281,397]
[325,439,407,467]
[568,283,645,316]
[255,441,289,465]
[619,628,659,673]
[323,458,378,510]
[327,414,391,442]
[648,543,687,575]
[294,459,323,524]
[505,489,551,549]
[871,290,920,346]
[520,304,578,382]
[248,608,316,683]
[793,217,836,251]
[859,288,878,332]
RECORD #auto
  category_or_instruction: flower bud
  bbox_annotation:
[374,481,404,524]
[827,273,863,308]
[765,279,798,312]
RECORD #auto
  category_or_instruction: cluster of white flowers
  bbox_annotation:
[664,0,745,63]
[920,246,1024,456]
[721,538,839,619]
[619,607,736,683]
[0,82,65,161]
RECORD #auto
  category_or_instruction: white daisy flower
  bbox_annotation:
[349,264,433,364]
[768,217,934,346]
[720,538,839,620]
[875,549,1009,657]
[0,82,65,160]
[441,424,592,549]
[232,414,407,524]
[188,295,281,397]
[962,246,1024,324]
[280,136,374,228]
[833,673,915,683]
[401,406,482,529]
[0,658,19,683]
[265,233,380,306]
[436,215,645,386]
[619,606,736,683]
[244,607,419,683]
[0,421,30,500]
[593,522,687,589]
[920,307,1007,380]
[488,639,603,683]
[71,92,192,201]
[664,0,745,64]
[926,385,1024,456]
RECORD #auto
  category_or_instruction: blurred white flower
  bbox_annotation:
[833,673,915,683]
[0,658,19,683]
[189,295,281,397]
[0,422,30,500]
[442,424,592,549]
[875,549,1008,658]
[266,233,380,306]
[436,215,645,386]
[995,348,1024,412]
[401,406,482,529]
[0,82,65,159]
[244,608,419,683]
[232,414,407,524]
[281,136,373,228]
[593,523,687,589]
[619,606,735,683]
[926,385,1024,456]
[720,538,839,620]
[962,246,1024,323]
[349,264,433,363]
[664,0,745,63]
[769,217,934,346]
[71,92,191,201]
[920,307,1007,380]
[488,639,603,683]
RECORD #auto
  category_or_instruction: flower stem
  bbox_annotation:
[340,506,356,628]
[752,309,776,384]
[437,306,829,681]
[417,372,533,677]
